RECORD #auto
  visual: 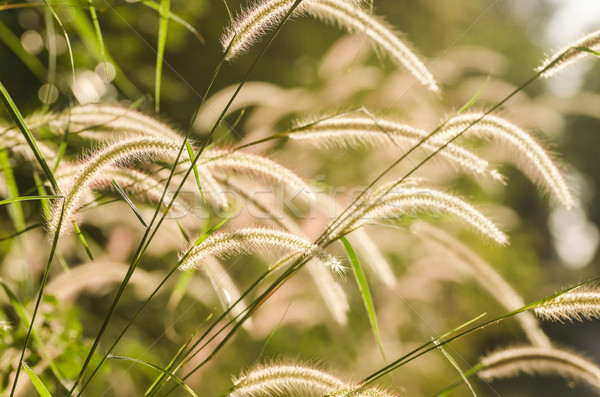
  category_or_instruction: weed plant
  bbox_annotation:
[0,0,600,396]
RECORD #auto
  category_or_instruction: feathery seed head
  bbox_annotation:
[291,114,502,181]
[231,361,398,396]
[334,180,507,245]
[179,227,344,274]
[201,149,316,202]
[533,284,600,323]
[479,345,600,391]
[440,112,576,209]
[538,28,600,78]
[47,136,182,235]
[222,0,439,92]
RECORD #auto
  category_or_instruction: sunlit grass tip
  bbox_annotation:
[538,28,600,78]
[439,112,576,209]
[290,114,503,182]
[230,361,397,396]
[334,180,508,245]
[533,284,600,323]
[179,227,344,275]
[222,0,439,92]
[48,136,182,235]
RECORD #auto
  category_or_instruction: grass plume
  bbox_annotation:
[479,345,600,391]
[222,0,439,92]
[439,112,575,208]
[533,284,600,323]
[538,28,600,78]
[179,227,344,274]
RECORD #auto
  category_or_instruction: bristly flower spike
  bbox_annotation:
[479,345,600,391]
[230,361,398,396]
[179,227,344,275]
[439,112,576,209]
[538,28,600,78]
[533,284,600,323]
[222,0,439,93]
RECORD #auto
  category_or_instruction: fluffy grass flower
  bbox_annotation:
[533,284,600,323]
[231,361,397,396]
[439,112,575,208]
[179,227,343,274]
[333,180,507,245]
[479,345,600,391]
[290,114,503,181]
[538,28,600,78]
[222,0,439,92]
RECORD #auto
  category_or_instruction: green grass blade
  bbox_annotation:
[436,364,483,397]
[108,355,198,397]
[434,341,477,397]
[0,82,59,193]
[194,206,242,246]
[139,0,204,43]
[42,0,75,83]
[145,330,200,395]
[33,172,52,219]
[185,139,205,202]
[340,237,385,360]
[86,0,108,80]
[68,4,140,98]
[175,219,191,243]
[0,195,61,206]
[111,180,148,227]
[458,74,490,114]
[0,278,70,391]
[22,363,52,397]
[72,219,94,260]
[53,110,71,172]
[0,20,47,81]
[0,224,42,242]
[0,151,26,232]
[155,0,170,112]
[575,46,600,57]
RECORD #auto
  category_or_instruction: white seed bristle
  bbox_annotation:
[533,284,600,323]
[440,113,575,209]
[479,345,600,391]
[290,115,503,182]
[222,0,439,92]
[179,227,343,275]
[538,28,600,78]
[334,180,508,245]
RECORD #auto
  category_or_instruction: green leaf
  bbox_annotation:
[0,20,47,81]
[434,341,477,397]
[340,237,385,360]
[155,0,171,112]
[0,195,62,207]
[194,206,243,246]
[575,46,600,57]
[139,0,205,43]
[69,5,141,98]
[86,0,108,80]
[185,139,205,202]
[111,180,148,227]
[109,355,198,397]
[22,362,52,397]
[0,278,69,390]
[33,172,52,219]
[0,82,59,193]
[0,151,26,232]
[458,74,490,114]
[72,219,94,260]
